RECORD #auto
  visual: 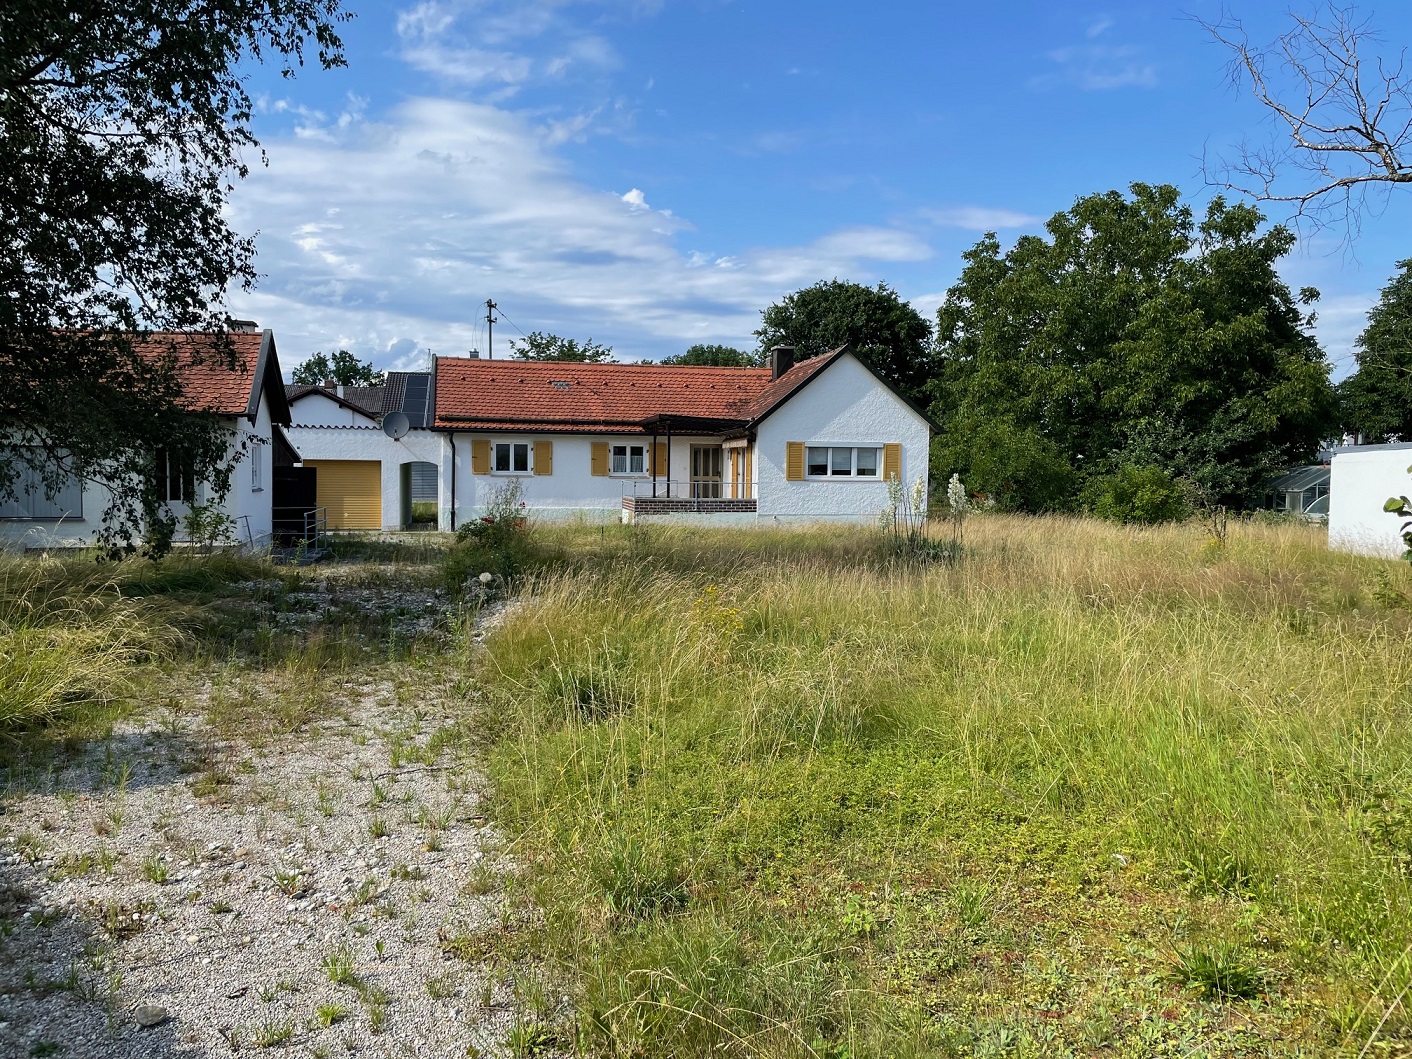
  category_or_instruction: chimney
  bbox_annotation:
[770,345,795,380]
[467,351,481,359]
[323,376,337,390]
[231,319,260,333]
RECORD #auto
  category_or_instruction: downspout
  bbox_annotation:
[449,431,458,532]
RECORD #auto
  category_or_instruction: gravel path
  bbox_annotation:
[0,599,525,1058]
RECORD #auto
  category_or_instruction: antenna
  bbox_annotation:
[485,299,498,360]
[382,411,411,441]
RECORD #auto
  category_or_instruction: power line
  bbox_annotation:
[496,306,531,341]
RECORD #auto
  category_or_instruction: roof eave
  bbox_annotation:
[250,330,292,426]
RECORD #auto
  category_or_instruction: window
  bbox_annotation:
[250,440,264,491]
[154,448,194,503]
[805,446,881,479]
[493,441,531,474]
[610,444,647,475]
[0,451,83,520]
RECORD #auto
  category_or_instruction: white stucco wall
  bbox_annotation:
[0,476,112,551]
[228,399,273,545]
[447,433,715,526]
[283,423,446,531]
[753,353,932,521]
[0,401,275,552]
[1329,444,1412,558]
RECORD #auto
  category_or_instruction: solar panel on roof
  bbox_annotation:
[400,373,432,427]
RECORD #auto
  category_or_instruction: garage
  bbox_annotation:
[305,459,381,530]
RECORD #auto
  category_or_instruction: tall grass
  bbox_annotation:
[476,516,1412,1055]
[0,552,274,734]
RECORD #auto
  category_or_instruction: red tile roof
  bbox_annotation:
[135,331,266,417]
[433,358,783,433]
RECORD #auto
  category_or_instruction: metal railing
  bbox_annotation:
[304,506,329,550]
[622,478,749,501]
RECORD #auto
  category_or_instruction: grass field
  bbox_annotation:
[6,517,1412,1055]
[475,516,1412,1057]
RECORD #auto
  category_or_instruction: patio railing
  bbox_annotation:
[621,479,750,501]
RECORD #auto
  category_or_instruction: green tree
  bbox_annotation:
[660,344,760,367]
[508,331,615,363]
[932,184,1337,511]
[952,421,1075,513]
[1338,260,1412,443]
[292,350,385,386]
[755,280,934,399]
[1,1,347,554]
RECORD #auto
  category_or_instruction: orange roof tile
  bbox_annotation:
[134,331,266,417]
[433,358,783,433]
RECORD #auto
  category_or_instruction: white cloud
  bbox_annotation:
[229,98,939,364]
[397,0,619,91]
[541,108,601,145]
[1311,292,1374,379]
[1034,39,1157,91]
[921,206,1042,231]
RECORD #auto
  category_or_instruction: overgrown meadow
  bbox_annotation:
[476,517,1412,1057]
[5,518,1412,1056]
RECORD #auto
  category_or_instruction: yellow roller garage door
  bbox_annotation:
[307,459,381,530]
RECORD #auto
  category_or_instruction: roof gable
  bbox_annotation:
[743,348,941,433]
[287,383,383,422]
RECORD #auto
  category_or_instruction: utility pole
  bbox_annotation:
[484,299,498,360]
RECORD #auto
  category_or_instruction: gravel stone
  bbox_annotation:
[0,590,530,1057]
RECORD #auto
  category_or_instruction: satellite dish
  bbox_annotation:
[382,411,411,440]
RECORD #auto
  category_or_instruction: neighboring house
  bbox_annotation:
[0,327,293,551]
[284,372,442,531]
[433,346,935,526]
[1329,442,1412,558]
[1263,464,1331,517]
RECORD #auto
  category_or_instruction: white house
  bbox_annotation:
[1329,442,1412,558]
[432,346,935,527]
[0,327,292,551]
[284,372,443,531]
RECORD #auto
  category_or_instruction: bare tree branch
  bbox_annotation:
[1199,3,1412,239]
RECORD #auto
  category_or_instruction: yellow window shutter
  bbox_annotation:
[471,439,491,475]
[533,440,553,476]
[591,441,609,477]
[786,441,805,481]
[652,441,667,477]
[883,443,902,481]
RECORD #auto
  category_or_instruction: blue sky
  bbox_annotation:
[227,0,1412,379]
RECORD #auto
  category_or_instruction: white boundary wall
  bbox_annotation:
[1329,443,1412,558]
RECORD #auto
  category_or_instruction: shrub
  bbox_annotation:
[1086,464,1190,524]
[445,479,536,592]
